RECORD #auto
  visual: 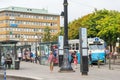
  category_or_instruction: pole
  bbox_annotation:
[109,31,111,70]
[39,38,41,65]
[15,43,17,60]
[0,46,1,66]
[59,0,74,72]
[4,65,6,80]
[118,38,120,54]
[79,28,88,75]
[117,37,120,54]
[39,46,41,65]
[35,37,37,64]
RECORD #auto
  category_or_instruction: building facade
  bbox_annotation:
[0,6,60,46]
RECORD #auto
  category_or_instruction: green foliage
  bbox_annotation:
[42,26,51,42]
[51,27,64,42]
[68,19,82,39]
[51,32,59,42]
[68,9,120,48]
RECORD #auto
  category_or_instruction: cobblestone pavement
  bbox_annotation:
[2,59,120,80]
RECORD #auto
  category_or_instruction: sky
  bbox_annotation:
[0,0,120,22]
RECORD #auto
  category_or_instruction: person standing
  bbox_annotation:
[73,54,78,69]
[105,47,110,59]
[48,51,55,72]
[18,52,22,61]
[30,52,34,63]
[89,51,92,66]
[5,54,12,69]
[70,52,74,64]
[113,51,118,59]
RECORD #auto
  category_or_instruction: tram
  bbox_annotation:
[88,37,106,63]
[68,37,106,64]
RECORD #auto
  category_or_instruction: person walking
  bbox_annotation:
[48,51,55,72]
[1,53,5,66]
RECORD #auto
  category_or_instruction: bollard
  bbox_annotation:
[113,55,116,64]
[98,60,102,68]
[109,54,111,70]
[98,56,100,68]
[98,60,100,68]
[4,65,6,80]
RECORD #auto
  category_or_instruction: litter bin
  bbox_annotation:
[15,60,20,70]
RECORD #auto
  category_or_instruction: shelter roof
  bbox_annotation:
[0,40,19,44]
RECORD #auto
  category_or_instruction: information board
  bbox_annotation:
[81,28,88,56]
[58,36,64,55]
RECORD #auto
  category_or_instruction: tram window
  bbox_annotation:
[72,44,75,50]
[76,43,79,50]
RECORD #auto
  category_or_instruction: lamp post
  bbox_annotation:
[37,35,42,65]
[59,0,74,72]
[35,35,38,64]
[0,45,1,66]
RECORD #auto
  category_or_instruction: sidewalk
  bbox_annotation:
[3,61,120,80]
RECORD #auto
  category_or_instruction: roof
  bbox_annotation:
[0,6,59,16]
[0,40,19,44]
[40,42,58,45]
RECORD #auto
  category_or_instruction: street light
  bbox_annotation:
[59,0,74,72]
[37,35,42,65]
[35,35,38,64]
[38,36,42,65]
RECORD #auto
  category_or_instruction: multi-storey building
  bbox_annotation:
[0,6,60,45]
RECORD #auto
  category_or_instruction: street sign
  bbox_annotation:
[95,37,99,41]
[10,24,18,27]
[116,42,119,47]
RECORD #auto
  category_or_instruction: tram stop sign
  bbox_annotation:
[95,37,99,41]
[79,28,88,75]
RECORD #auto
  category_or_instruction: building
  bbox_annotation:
[0,6,60,46]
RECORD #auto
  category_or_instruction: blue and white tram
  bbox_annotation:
[88,37,106,63]
[68,37,106,64]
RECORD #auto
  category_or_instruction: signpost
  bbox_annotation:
[79,28,88,75]
[58,36,64,67]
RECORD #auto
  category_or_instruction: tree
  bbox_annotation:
[51,26,64,42]
[68,9,120,51]
[42,26,51,42]
[51,32,59,42]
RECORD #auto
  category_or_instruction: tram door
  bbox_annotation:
[69,43,79,50]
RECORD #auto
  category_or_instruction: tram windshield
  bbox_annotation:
[89,44,104,50]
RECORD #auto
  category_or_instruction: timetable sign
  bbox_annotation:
[81,28,87,48]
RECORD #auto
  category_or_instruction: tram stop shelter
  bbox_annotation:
[39,42,58,65]
[0,40,19,69]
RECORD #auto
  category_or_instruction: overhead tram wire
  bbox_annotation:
[70,0,96,9]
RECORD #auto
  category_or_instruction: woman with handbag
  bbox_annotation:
[48,51,55,72]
